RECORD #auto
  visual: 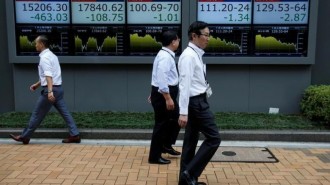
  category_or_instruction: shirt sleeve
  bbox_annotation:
[40,56,53,77]
[178,55,195,115]
[157,54,171,94]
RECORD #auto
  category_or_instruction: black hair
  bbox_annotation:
[36,35,49,48]
[188,21,208,40]
[161,30,178,47]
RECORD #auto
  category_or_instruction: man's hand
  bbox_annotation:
[178,115,188,128]
[165,98,174,110]
[30,83,39,91]
[48,92,55,103]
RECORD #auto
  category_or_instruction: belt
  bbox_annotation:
[152,85,178,89]
[42,85,61,87]
[190,93,206,99]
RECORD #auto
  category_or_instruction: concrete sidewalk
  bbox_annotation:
[1,139,330,185]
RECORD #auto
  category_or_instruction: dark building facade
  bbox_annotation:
[1,0,329,114]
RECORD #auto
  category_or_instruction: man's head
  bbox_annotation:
[162,30,180,51]
[188,21,210,49]
[35,35,49,52]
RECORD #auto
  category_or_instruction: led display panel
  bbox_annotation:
[127,0,181,24]
[9,0,316,63]
[16,25,70,56]
[198,0,252,24]
[252,0,309,56]
[254,0,309,24]
[71,0,125,24]
[128,25,181,55]
[15,0,70,24]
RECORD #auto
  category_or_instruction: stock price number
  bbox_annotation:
[154,13,179,23]
[129,3,179,12]
[199,3,250,12]
[88,13,124,23]
[254,1,309,24]
[198,1,252,24]
[71,1,125,24]
[255,3,307,12]
[30,13,68,22]
[127,1,181,24]
[15,1,70,23]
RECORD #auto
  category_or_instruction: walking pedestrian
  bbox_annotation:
[10,35,81,144]
[148,30,181,164]
[177,21,221,185]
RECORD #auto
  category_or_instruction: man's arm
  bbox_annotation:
[46,76,55,102]
[162,93,174,110]
[157,54,174,110]
[30,81,41,91]
[178,55,194,128]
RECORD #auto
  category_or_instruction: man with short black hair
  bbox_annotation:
[177,21,221,185]
[148,30,181,164]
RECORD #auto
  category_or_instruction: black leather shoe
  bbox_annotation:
[181,170,197,185]
[62,135,81,143]
[179,181,206,185]
[163,146,181,156]
[9,134,30,144]
[148,157,171,164]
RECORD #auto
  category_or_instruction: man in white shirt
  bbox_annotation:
[149,30,181,164]
[10,35,81,144]
[178,21,221,185]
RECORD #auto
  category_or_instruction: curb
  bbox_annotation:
[1,129,330,142]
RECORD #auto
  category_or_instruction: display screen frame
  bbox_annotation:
[15,0,71,24]
[6,0,188,64]
[197,0,252,25]
[71,0,126,25]
[127,0,182,24]
[193,0,317,64]
[253,0,309,25]
[6,0,318,64]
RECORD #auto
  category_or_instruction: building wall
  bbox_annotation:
[2,0,328,114]
[12,63,311,114]
[0,0,14,113]
[312,0,330,85]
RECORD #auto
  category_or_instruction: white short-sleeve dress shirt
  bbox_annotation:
[151,47,179,94]
[38,49,62,86]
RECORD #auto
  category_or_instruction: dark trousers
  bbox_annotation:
[179,93,221,183]
[149,86,181,161]
[21,86,79,139]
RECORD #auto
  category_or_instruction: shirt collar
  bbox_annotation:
[161,47,175,57]
[39,48,50,57]
[188,42,205,57]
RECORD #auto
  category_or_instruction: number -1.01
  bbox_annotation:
[155,13,179,22]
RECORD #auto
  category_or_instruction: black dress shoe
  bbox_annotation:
[62,135,81,143]
[163,146,181,156]
[148,157,171,164]
[181,170,197,185]
[9,134,30,144]
[178,181,206,185]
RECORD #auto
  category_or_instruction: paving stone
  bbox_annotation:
[0,144,329,185]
